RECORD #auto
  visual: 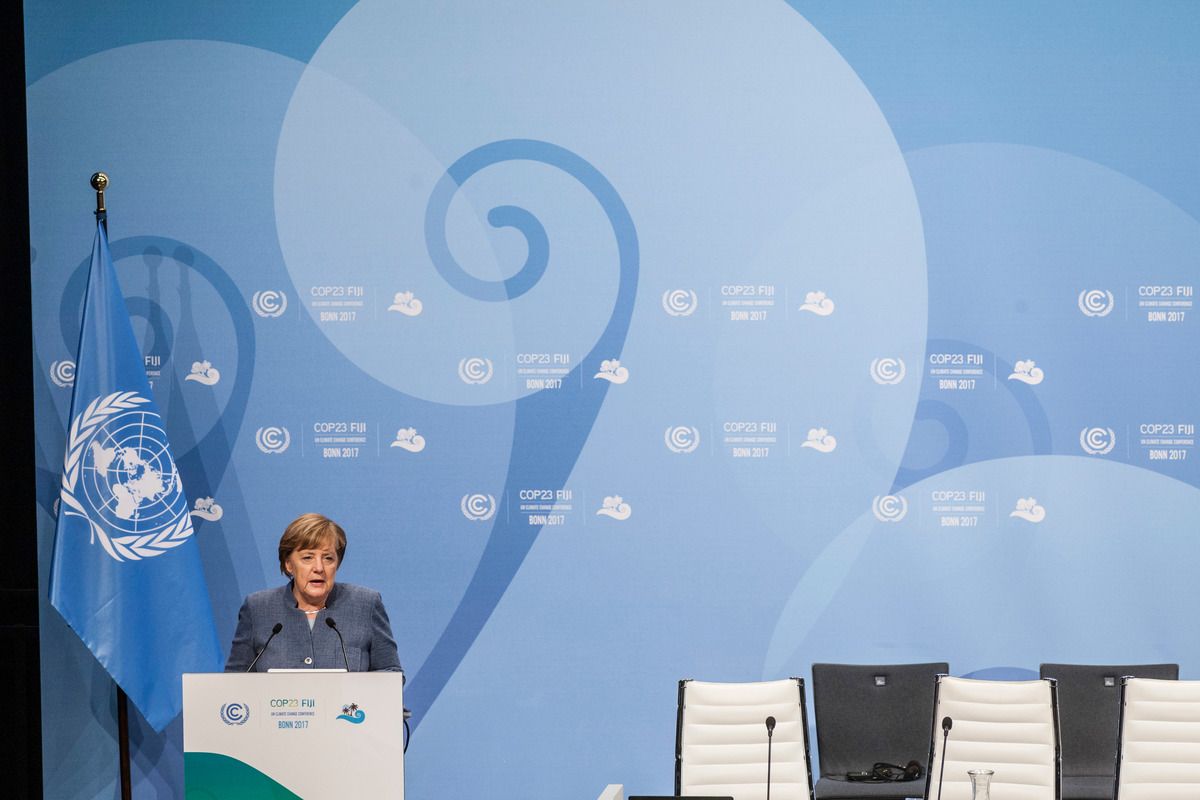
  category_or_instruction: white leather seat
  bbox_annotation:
[1115,677,1200,799]
[676,678,813,800]
[926,675,1060,800]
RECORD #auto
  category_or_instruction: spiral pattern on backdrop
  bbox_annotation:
[426,139,634,304]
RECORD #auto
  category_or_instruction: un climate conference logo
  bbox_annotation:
[252,289,288,318]
[458,357,494,385]
[1078,289,1114,317]
[662,289,698,317]
[51,359,76,388]
[256,426,291,454]
[462,494,497,521]
[872,495,908,522]
[1080,427,1116,455]
[870,358,906,385]
[665,425,700,453]
[220,702,250,726]
[58,392,195,562]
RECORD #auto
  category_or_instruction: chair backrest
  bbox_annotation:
[1041,663,1177,780]
[811,662,947,779]
[1115,677,1200,800]
[676,678,814,800]
[925,675,1060,800]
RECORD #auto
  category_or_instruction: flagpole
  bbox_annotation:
[92,171,132,800]
[92,171,107,231]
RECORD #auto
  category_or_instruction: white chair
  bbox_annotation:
[1115,677,1200,799]
[675,678,814,800]
[925,675,1060,800]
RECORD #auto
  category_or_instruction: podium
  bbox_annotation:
[184,672,405,799]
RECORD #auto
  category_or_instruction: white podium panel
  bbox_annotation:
[184,672,404,799]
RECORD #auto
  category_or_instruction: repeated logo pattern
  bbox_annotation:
[51,359,76,387]
[458,357,494,385]
[870,358,906,385]
[798,290,835,316]
[256,426,291,454]
[1010,497,1046,522]
[662,289,698,317]
[1007,360,1044,385]
[593,359,629,384]
[1078,289,1114,317]
[252,290,288,318]
[872,494,908,522]
[461,493,497,521]
[800,428,837,453]
[1080,427,1116,455]
[665,425,700,453]
[185,360,221,385]
[596,495,632,520]
[391,428,426,452]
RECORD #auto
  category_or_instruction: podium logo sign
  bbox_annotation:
[337,702,366,724]
[220,702,250,726]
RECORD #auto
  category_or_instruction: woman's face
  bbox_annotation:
[285,537,340,608]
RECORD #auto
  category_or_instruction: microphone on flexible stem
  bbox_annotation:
[765,716,776,800]
[326,617,350,671]
[246,623,283,672]
[935,716,953,800]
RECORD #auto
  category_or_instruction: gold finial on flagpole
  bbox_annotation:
[91,172,108,217]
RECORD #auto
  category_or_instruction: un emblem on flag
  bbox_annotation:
[59,391,195,562]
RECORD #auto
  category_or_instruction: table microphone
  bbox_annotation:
[246,623,283,672]
[935,716,953,800]
[326,617,350,671]
[765,716,776,800]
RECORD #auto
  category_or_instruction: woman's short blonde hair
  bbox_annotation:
[278,513,347,576]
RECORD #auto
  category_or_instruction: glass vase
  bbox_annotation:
[968,768,993,800]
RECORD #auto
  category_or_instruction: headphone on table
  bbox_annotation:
[847,760,923,782]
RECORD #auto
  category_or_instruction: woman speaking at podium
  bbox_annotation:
[224,513,403,673]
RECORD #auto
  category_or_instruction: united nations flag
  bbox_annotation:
[49,221,223,732]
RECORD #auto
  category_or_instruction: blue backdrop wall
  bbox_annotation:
[25,2,1200,797]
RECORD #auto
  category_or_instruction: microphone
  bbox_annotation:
[935,716,953,800]
[765,716,776,800]
[326,617,350,671]
[246,623,283,672]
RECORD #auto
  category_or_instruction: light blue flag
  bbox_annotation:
[50,221,223,732]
